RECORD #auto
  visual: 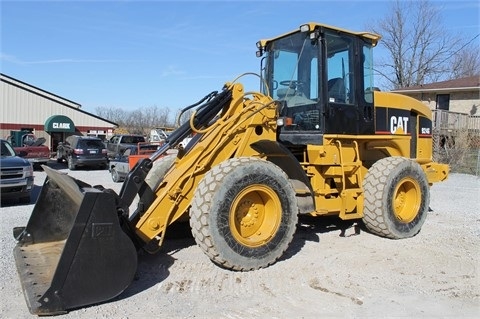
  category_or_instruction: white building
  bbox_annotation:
[1,73,118,153]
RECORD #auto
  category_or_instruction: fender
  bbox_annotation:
[251,140,315,214]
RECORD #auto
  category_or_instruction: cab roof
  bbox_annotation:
[257,22,381,47]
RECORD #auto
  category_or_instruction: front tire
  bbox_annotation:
[362,157,430,239]
[190,157,298,271]
[20,194,31,204]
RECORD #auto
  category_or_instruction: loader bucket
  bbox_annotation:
[13,166,137,315]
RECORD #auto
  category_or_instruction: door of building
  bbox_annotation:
[50,132,64,152]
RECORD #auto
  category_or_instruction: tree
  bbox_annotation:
[94,106,129,126]
[174,108,195,127]
[372,0,464,89]
[450,39,480,79]
[95,105,173,135]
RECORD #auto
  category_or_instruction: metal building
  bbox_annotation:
[1,73,118,153]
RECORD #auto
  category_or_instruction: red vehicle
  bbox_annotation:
[7,131,50,168]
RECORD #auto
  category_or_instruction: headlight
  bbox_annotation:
[299,24,310,32]
[24,165,34,178]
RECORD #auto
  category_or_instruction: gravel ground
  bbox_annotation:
[1,161,479,318]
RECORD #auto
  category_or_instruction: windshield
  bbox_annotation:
[264,31,319,106]
[1,140,16,157]
[121,136,145,144]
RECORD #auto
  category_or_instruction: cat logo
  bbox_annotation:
[390,116,409,134]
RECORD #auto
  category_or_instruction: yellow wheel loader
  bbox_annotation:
[13,22,448,315]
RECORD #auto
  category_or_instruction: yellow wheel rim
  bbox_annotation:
[229,185,282,248]
[393,177,421,223]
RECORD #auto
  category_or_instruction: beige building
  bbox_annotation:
[393,76,480,115]
[393,76,480,134]
[1,73,118,152]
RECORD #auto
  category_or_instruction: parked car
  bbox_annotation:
[108,147,135,183]
[0,139,34,203]
[108,145,158,182]
[56,136,108,170]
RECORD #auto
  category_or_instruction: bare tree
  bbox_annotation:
[94,106,129,126]
[372,0,462,90]
[127,109,145,135]
[174,108,195,127]
[450,40,480,79]
[143,105,171,129]
[95,105,174,134]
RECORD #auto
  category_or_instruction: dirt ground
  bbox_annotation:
[0,165,478,318]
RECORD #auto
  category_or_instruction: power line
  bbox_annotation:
[430,33,480,70]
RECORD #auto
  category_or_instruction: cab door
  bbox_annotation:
[323,31,375,135]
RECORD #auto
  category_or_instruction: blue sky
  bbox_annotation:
[1,0,479,116]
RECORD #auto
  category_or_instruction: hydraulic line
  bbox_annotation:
[118,87,233,209]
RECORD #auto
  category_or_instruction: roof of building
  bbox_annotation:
[1,73,118,126]
[393,75,480,93]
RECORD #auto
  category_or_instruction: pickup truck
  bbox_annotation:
[108,145,170,182]
[108,145,154,182]
[104,134,147,159]
[0,139,34,203]
[7,131,50,168]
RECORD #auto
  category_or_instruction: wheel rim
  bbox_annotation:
[229,184,282,248]
[393,177,421,223]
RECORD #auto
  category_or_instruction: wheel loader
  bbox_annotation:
[13,22,448,315]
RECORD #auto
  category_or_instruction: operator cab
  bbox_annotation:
[257,23,380,145]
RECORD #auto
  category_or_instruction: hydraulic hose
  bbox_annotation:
[118,87,233,207]
[151,88,232,161]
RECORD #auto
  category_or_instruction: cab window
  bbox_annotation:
[325,33,355,105]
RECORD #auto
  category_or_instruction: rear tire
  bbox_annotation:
[362,157,430,239]
[111,168,121,182]
[56,150,63,163]
[144,154,176,190]
[67,156,76,170]
[190,157,298,271]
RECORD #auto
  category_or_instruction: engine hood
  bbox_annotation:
[0,155,31,168]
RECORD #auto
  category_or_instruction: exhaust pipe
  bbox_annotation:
[13,166,137,315]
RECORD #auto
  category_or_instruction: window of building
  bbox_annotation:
[436,94,450,110]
